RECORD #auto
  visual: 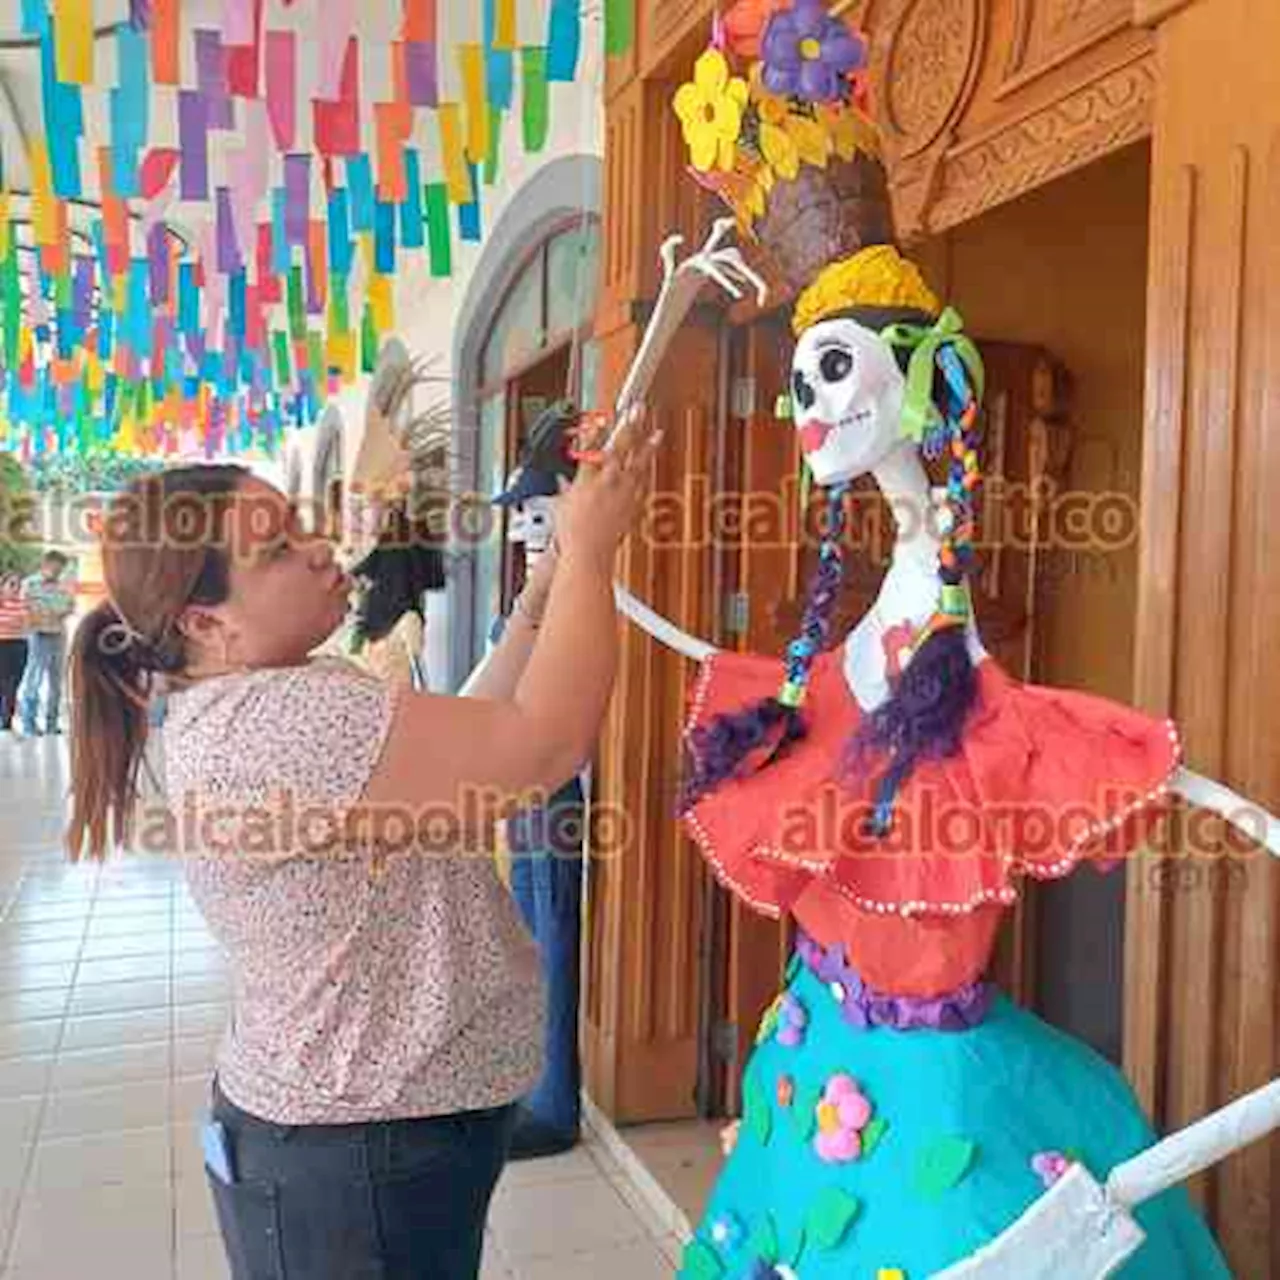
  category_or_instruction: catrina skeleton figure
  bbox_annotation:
[645,6,1242,1278]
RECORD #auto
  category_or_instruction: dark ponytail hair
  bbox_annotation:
[681,331,984,835]
[68,464,245,861]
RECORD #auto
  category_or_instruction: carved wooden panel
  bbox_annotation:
[1001,0,1133,94]
[641,0,717,80]
[926,48,1156,232]
[879,0,986,156]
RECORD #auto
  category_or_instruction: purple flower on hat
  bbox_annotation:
[761,0,866,103]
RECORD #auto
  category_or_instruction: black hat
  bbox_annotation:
[493,398,579,506]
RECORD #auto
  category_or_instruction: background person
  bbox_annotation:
[19,549,74,735]
[0,573,28,732]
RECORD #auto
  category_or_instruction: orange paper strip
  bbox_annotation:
[152,0,181,84]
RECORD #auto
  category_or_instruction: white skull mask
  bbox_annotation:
[507,495,557,559]
[791,317,907,486]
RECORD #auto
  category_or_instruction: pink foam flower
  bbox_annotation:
[814,1073,873,1163]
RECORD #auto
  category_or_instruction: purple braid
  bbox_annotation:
[679,485,850,811]
[845,345,982,833]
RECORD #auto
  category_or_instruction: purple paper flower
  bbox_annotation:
[761,0,866,102]
[776,992,809,1047]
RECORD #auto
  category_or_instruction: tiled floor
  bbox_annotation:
[0,734,680,1278]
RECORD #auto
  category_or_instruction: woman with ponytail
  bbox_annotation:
[67,401,659,1280]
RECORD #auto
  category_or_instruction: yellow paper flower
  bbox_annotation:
[674,49,749,173]
[792,245,942,336]
[818,102,882,162]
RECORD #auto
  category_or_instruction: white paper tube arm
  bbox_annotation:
[1169,766,1280,856]
[614,584,718,662]
[1106,1079,1280,1209]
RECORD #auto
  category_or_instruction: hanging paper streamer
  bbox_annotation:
[54,0,96,86]
[484,110,503,186]
[423,183,452,278]
[317,0,357,101]
[271,190,289,274]
[22,0,49,36]
[493,0,517,51]
[346,154,375,232]
[41,28,85,199]
[313,38,360,156]
[375,103,410,202]
[178,91,210,199]
[367,273,393,333]
[521,48,550,153]
[195,30,235,131]
[400,151,424,249]
[404,41,437,107]
[457,164,481,243]
[458,45,490,166]
[546,0,582,83]
[264,30,296,149]
[436,104,471,206]
[226,0,264,99]
[216,188,243,272]
[327,188,354,277]
[605,0,635,57]
[374,201,396,274]
[307,221,328,313]
[151,0,180,83]
[402,0,436,43]
[284,155,311,249]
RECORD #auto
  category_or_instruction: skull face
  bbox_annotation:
[791,317,906,486]
[506,495,557,560]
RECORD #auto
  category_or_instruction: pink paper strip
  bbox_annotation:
[222,0,254,45]
[317,0,356,101]
[265,29,296,149]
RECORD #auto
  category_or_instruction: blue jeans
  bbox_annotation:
[507,778,584,1136]
[208,1083,515,1280]
[20,632,64,732]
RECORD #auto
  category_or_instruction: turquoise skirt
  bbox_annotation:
[680,962,1231,1279]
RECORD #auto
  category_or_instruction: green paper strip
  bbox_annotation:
[307,331,324,382]
[55,271,72,311]
[423,184,452,278]
[331,279,350,336]
[604,0,634,56]
[3,255,20,368]
[272,331,291,385]
[521,48,549,153]
[485,109,503,186]
[287,265,306,341]
[360,305,378,374]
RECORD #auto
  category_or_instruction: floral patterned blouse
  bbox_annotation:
[163,658,543,1124]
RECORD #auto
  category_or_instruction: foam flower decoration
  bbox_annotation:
[754,83,832,181]
[746,1264,799,1280]
[710,1211,747,1251]
[814,1073,873,1163]
[775,992,809,1047]
[722,0,783,59]
[674,50,750,173]
[762,0,867,102]
[1032,1150,1074,1188]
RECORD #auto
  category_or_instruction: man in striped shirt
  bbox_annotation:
[19,551,74,736]
[0,574,28,732]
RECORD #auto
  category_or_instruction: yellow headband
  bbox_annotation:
[791,245,941,336]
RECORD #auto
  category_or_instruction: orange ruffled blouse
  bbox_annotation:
[682,651,1180,998]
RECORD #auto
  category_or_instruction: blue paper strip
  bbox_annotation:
[327,188,353,275]
[22,0,48,36]
[115,26,149,142]
[98,305,114,360]
[229,270,247,338]
[546,0,581,82]
[40,31,84,197]
[400,150,424,249]
[374,200,395,274]
[346,154,374,232]
[271,189,289,274]
[457,164,481,243]
[128,259,149,352]
[483,0,514,110]
[178,262,199,335]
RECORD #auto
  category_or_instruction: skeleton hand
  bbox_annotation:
[614,219,768,422]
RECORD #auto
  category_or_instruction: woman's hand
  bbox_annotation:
[554,405,660,572]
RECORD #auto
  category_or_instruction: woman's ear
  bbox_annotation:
[173,604,224,649]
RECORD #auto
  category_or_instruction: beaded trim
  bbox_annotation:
[681,654,1184,919]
